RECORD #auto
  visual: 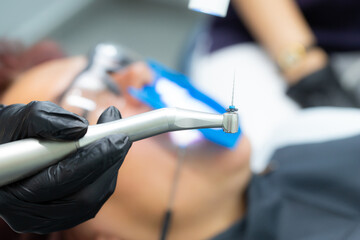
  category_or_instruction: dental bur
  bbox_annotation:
[0,108,239,187]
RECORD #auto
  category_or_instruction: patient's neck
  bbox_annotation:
[61,136,251,240]
[168,137,251,238]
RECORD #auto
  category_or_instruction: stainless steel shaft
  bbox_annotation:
[0,108,238,187]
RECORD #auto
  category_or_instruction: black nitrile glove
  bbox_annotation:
[286,64,358,108]
[0,101,131,234]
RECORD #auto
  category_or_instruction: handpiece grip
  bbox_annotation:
[0,139,78,187]
[0,108,226,187]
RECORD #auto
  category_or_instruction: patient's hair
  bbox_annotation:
[0,39,64,98]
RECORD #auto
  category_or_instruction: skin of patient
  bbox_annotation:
[2,57,252,240]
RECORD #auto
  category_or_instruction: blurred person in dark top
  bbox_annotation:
[187,0,360,108]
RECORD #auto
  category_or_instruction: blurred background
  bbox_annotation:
[0,0,204,69]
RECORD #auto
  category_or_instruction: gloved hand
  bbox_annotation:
[0,101,131,234]
[286,64,358,108]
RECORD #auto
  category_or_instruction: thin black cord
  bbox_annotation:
[160,209,173,240]
[159,147,186,240]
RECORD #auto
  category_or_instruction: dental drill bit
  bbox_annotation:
[223,71,239,136]
[227,71,238,112]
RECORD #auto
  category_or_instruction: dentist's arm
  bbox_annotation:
[232,0,326,82]
[232,0,356,108]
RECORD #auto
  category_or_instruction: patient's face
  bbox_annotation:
[2,57,251,240]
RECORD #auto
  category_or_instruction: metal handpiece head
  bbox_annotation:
[223,111,239,133]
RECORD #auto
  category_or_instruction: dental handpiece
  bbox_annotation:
[0,108,238,187]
